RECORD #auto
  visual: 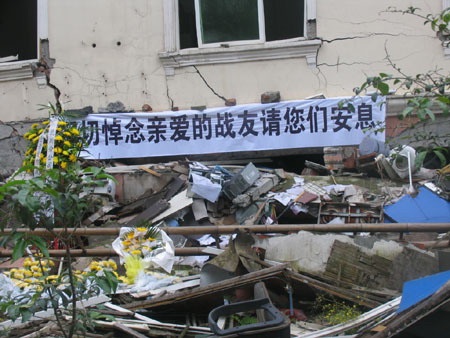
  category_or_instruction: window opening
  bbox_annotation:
[0,0,38,62]
[264,0,304,41]
[179,0,305,49]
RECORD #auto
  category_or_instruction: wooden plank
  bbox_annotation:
[164,177,186,200]
[300,297,401,337]
[131,279,201,298]
[286,270,381,308]
[123,264,287,311]
[83,204,118,225]
[139,165,162,177]
[151,189,193,223]
[126,199,170,227]
[113,322,149,338]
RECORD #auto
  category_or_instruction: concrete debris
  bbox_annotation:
[2,155,450,337]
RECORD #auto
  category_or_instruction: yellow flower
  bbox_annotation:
[31,123,39,129]
[39,153,44,159]
[42,157,47,164]
[118,276,129,283]
[131,250,142,255]
[14,273,24,280]
[54,147,62,153]
[42,120,50,125]
[53,156,59,164]
[136,227,147,232]
[24,133,30,139]
[70,128,80,136]
[126,232,135,240]
[62,150,69,156]
[109,261,118,270]
[64,140,72,147]
[56,127,62,132]
[28,133,36,139]
[22,160,28,166]
[60,161,67,169]
[38,129,44,134]
[57,121,67,126]
[33,150,37,155]
[33,272,43,278]
[24,270,32,277]
[63,132,71,137]
[69,154,77,162]
[32,136,40,143]
[25,148,32,155]
[55,135,63,141]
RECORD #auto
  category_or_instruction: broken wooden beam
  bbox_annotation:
[122,264,287,311]
[2,223,450,237]
[285,270,381,308]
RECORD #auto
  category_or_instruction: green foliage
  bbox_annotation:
[0,130,116,336]
[0,164,114,233]
[313,295,362,326]
[350,7,450,169]
[231,314,259,326]
[0,257,118,330]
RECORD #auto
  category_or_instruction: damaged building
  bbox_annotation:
[0,0,449,337]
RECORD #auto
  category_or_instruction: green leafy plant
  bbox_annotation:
[0,104,117,337]
[348,7,450,169]
[313,295,362,326]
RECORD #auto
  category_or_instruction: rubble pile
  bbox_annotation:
[1,141,450,337]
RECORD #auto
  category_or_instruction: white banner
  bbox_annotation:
[79,96,385,159]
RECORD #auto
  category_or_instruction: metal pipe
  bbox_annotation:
[409,240,450,249]
[0,247,207,258]
[1,223,450,237]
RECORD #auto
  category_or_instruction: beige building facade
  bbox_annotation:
[0,0,449,123]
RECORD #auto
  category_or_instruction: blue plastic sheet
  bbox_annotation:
[384,187,450,223]
[398,270,450,313]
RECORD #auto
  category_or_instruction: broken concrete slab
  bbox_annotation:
[255,231,438,291]
[232,173,279,208]
[192,198,208,221]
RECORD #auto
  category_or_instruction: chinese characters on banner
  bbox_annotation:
[78,96,385,159]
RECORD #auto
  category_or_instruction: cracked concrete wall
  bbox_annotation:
[0,120,41,179]
[315,0,445,97]
[0,0,447,120]
[0,0,448,176]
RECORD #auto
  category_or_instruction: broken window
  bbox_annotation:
[179,0,305,49]
[0,1,38,62]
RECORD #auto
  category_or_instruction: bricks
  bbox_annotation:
[323,146,358,170]
[261,91,281,103]
[225,98,236,106]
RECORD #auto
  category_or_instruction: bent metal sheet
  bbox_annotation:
[78,96,385,160]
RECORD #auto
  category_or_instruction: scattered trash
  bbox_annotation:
[1,149,449,336]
